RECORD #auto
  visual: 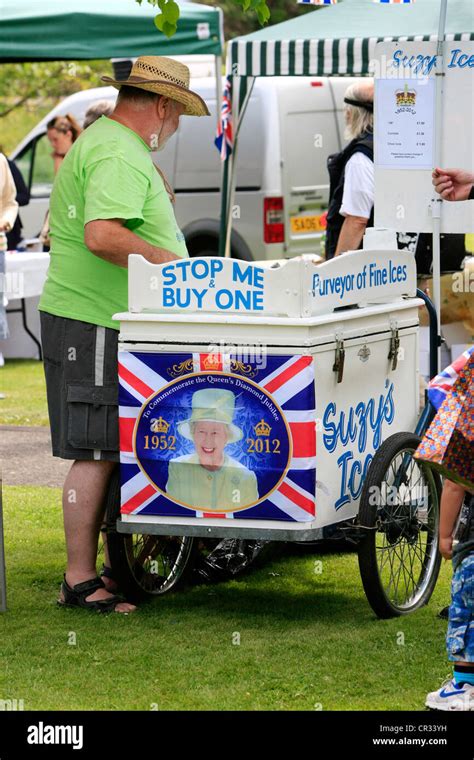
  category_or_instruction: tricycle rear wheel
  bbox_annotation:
[358,432,442,618]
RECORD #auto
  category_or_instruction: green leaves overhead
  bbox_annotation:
[234,0,270,25]
[137,0,271,37]
[137,0,181,38]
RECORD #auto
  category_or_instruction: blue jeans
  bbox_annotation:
[447,553,474,662]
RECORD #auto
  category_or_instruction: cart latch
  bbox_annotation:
[333,339,345,383]
[388,327,400,371]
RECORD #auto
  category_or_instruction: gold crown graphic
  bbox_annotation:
[255,418,271,437]
[150,416,170,433]
[202,354,221,370]
[395,84,416,107]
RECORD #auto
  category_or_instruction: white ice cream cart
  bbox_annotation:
[105,248,441,618]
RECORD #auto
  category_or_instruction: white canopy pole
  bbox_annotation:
[430,0,448,371]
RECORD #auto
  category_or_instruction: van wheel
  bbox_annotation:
[190,248,251,261]
[190,249,218,258]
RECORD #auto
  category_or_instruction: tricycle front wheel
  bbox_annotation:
[104,467,197,603]
[357,432,442,618]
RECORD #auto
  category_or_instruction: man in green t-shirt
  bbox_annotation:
[38,56,209,614]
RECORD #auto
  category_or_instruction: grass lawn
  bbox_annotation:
[0,360,48,426]
[0,484,452,711]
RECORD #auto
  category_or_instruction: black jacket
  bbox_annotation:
[325,132,374,260]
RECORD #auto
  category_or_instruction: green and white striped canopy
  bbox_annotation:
[226,0,474,77]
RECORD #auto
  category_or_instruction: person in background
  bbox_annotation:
[426,167,474,709]
[0,153,19,391]
[0,152,18,235]
[415,352,473,710]
[432,167,474,202]
[83,100,114,130]
[325,80,374,259]
[46,113,82,174]
[420,176,474,709]
[5,157,30,251]
[40,114,82,248]
[425,482,474,710]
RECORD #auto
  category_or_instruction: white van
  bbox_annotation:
[11,75,361,260]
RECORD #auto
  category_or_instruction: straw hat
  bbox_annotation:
[101,56,210,117]
[178,389,243,444]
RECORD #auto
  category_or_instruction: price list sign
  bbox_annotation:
[375,77,435,169]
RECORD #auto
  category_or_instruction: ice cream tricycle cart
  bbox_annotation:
[104,247,442,618]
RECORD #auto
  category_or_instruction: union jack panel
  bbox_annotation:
[119,351,317,522]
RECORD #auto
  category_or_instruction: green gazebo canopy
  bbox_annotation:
[0,0,223,61]
[227,0,474,77]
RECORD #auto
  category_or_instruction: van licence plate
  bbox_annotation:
[290,214,326,234]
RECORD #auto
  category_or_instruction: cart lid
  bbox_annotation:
[116,298,423,347]
[122,249,417,322]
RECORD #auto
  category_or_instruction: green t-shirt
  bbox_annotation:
[39,116,188,330]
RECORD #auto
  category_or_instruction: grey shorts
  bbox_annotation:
[40,311,119,462]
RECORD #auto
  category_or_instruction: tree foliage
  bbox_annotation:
[138,0,315,39]
[0,60,112,120]
[0,1,316,119]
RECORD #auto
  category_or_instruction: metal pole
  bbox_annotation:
[223,77,255,258]
[215,55,223,135]
[0,473,7,612]
[224,153,237,258]
[224,77,241,259]
[215,54,231,258]
[215,5,226,258]
[430,0,448,373]
[218,149,231,258]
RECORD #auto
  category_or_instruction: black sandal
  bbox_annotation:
[58,575,127,614]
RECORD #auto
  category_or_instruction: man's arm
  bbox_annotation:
[439,479,466,560]
[335,152,373,256]
[334,215,368,256]
[84,218,180,267]
[432,167,474,202]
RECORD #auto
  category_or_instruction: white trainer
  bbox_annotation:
[425,678,474,711]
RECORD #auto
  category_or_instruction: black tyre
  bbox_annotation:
[104,467,197,603]
[188,249,218,258]
[188,247,251,261]
[357,432,442,618]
